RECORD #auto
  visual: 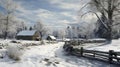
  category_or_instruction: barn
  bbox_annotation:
[46,35,56,41]
[16,30,40,40]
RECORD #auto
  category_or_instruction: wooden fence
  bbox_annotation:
[64,45,120,64]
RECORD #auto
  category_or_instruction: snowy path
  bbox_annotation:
[0,42,119,67]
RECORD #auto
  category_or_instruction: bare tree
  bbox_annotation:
[16,22,27,33]
[66,26,73,39]
[29,26,33,30]
[0,13,5,37]
[78,22,96,39]
[80,0,120,41]
[34,21,48,39]
[59,30,66,39]
[53,29,66,40]
[52,30,59,38]
[0,0,17,39]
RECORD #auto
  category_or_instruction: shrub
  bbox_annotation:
[7,43,25,61]
[10,40,18,43]
[41,40,46,45]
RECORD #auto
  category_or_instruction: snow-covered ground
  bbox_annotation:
[0,40,119,67]
[87,39,120,52]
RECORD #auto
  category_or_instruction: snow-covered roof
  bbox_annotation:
[17,30,37,36]
[49,35,56,40]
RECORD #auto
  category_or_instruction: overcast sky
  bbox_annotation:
[0,0,97,30]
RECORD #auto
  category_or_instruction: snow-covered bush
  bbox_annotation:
[0,43,8,49]
[0,49,7,58]
[41,40,46,45]
[7,43,25,61]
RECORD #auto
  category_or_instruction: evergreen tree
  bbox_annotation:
[29,26,33,30]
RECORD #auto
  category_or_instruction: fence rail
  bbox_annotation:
[64,45,120,64]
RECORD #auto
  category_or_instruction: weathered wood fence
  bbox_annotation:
[63,45,120,64]
[64,39,106,46]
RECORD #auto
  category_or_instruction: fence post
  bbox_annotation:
[65,41,67,45]
[80,47,83,56]
[109,50,114,64]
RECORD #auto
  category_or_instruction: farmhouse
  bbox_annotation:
[46,35,56,41]
[16,30,40,40]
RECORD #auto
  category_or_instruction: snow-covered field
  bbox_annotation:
[0,39,119,67]
[87,39,120,52]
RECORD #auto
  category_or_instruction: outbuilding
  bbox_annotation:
[46,35,56,41]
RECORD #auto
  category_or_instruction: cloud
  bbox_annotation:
[14,2,41,25]
[60,12,77,21]
[60,20,71,24]
[15,2,69,27]
[15,0,89,25]
[36,9,54,19]
[14,0,81,24]
[35,8,76,27]
[0,0,95,30]
[49,0,82,11]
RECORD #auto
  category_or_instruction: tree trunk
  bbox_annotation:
[4,16,9,39]
[106,17,113,41]
[40,32,43,40]
[107,26,112,41]
[106,0,113,42]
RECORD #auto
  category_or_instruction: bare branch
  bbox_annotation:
[81,11,109,30]
[114,2,120,8]
[92,0,108,13]
[99,0,108,12]
[113,14,120,17]
[78,3,89,13]
[112,23,120,26]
